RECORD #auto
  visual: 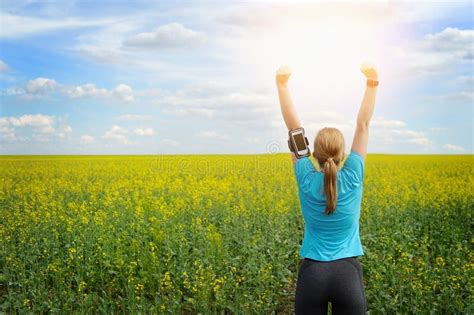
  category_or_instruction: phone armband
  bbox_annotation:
[288,127,311,159]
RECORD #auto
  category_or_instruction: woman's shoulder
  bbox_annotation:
[341,150,364,173]
[338,150,365,189]
[294,155,316,172]
[342,150,364,166]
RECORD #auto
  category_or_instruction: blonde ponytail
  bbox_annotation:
[323,157,338,215]
[313,127,345,215]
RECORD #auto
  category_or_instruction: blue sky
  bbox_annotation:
[0,0,472,154]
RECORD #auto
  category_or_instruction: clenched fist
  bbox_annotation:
[276,65,291,87]
[360,62,378,80]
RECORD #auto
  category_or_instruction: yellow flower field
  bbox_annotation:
[0,154,472,313]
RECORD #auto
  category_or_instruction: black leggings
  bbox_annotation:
[295,256,367,314]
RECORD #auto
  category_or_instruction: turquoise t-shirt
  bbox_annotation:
[293,150,365,261]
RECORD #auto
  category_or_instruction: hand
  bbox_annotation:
[360,62,378,81]
[276,65,291,87]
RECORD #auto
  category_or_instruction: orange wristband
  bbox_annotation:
[367,79,379,87]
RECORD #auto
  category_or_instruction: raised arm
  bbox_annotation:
[351,63,379,160]
[275,66,302,131]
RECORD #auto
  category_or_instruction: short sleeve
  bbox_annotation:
[293,156,317,194]
[342,150,365,184]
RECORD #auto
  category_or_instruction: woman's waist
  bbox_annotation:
[304,255,359,263]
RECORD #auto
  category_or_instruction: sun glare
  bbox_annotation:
[271,17,383,83]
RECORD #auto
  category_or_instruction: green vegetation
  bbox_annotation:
[1,154,472,313]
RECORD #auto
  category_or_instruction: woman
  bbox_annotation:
[275,64,378,314]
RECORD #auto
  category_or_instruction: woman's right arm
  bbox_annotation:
[351,63,379,160]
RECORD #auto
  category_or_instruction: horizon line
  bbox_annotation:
[0,153,472,157]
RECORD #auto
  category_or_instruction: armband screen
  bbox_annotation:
[294,133,307,151]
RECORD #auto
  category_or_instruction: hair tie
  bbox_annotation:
[327,157,333,163]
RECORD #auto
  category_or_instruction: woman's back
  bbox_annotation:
[275,63,377,313]
[293,150,365,261]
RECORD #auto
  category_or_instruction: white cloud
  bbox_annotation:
[443,143,465,152]
[123,23,206,50]
[40,125,55,134]
[71,19,211,73]
[102,125,130,144]
[63,83,108,98]
[392,27,473,79]
[316,116,433,150]
[133,128,155,136]
[0,60,9,72]
[58,125,72,138]
[80,134,95,144]
[63,83,134,102]
[370,117,406,128]
[2,114,54,128]
[0,13,111,38]
[117,114,153,121]
[373,127,432,147]
[7,78,135,103]
[422,27,474,59]
[25,77,57,94]
[102,124,155,143]
[72,19,150,66]
[0,114,71,141]
[157,81,277,126]
[0,127,15,140]
[5,77,58,100]
[303,115,436,152]
[113,84,134,103]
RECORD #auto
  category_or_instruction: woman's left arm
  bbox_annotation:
[276,66,302,131]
